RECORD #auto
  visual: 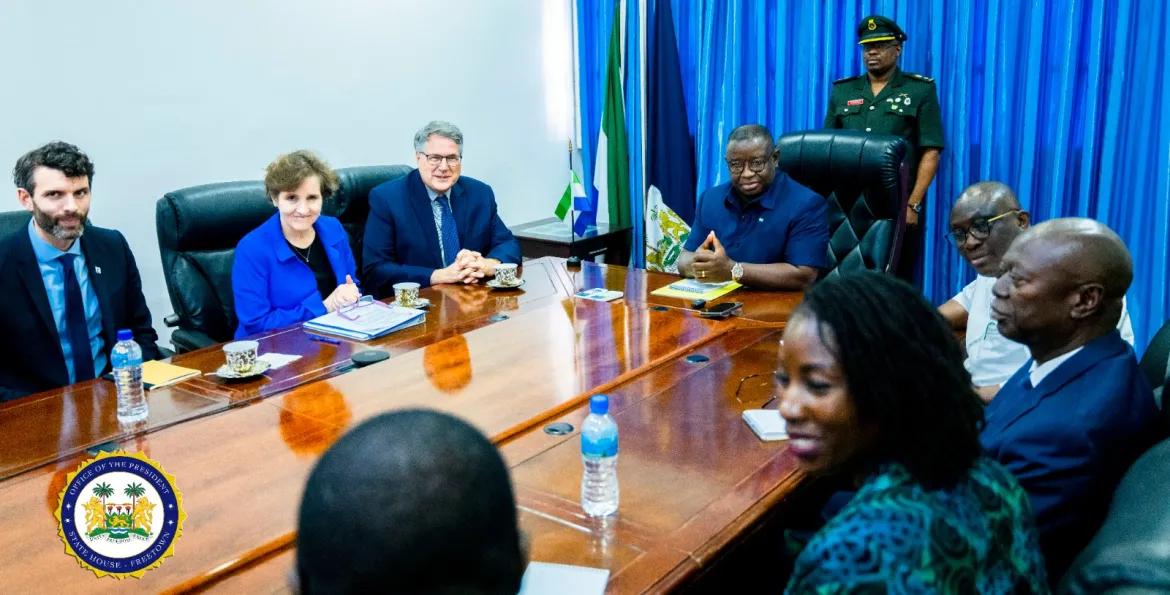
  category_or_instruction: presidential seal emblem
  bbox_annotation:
[56,451,185,578]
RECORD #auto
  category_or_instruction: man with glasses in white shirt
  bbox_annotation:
[939,182,1133,402]
[363,121,520,296]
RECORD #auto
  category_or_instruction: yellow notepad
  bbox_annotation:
[650,279,742,300]
[141,360,201,390]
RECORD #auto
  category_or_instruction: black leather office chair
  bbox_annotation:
[776,130,910,276]
[0,210,31,239]
[156,165,412,352]
[1059,436,1170,593]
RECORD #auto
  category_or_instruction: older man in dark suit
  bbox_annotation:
[981,218,1164,583]
[0,142,160,402]
[362,121,520,296]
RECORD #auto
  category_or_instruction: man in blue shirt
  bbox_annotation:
[0,142,160,402]
[676,124,828,290]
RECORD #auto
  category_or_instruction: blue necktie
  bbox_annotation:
[59,254,95,381]
[437,195,460,266]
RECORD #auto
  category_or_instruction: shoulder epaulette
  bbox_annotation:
[906,72,935,83]
[832,75,862,85]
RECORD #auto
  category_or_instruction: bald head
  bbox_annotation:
[954,181,1020,213]
[991,217,1132,359]
[948,181,1028,276]
[1025,218,1132,299]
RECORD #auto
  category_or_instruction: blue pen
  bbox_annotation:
[306,334,341,345]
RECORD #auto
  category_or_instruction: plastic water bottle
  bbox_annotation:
[111,329,147,424]
[581,394,619,517]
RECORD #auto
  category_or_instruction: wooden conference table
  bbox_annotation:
[0,257,806,593]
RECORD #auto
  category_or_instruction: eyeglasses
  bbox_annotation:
[734,371,781,407]
[726,157,772,174]
[418,152,461,168]
[948,210,1020,246]
[337,295,377,321]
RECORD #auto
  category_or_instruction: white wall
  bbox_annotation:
[0,0,576,348]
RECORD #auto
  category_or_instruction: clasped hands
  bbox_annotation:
[689,231,733,281]
[431,249,500,285]
[323,275,361,313]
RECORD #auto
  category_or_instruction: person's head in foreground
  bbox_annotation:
[297,409,524,595]
[777,270,983,487]
[992,217,1132,362]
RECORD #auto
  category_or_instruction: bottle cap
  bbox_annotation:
[589,394,609,414]
[116,329,133,341]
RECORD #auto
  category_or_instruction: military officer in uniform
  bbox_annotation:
[825,15,944,281]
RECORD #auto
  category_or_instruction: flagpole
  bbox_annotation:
[568,138,575,244]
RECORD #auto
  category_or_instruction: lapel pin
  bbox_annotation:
[95,266,102,274]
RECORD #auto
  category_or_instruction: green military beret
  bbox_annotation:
[857,15,906,44]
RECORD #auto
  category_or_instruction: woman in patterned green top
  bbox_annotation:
[777,271,1048,593]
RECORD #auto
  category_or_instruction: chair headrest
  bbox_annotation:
[777,130,908,219]
[157,181,273,252]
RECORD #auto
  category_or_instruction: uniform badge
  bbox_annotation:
[847,98,864,106]
[867,18,877,31]
[56,450,186,578]
[904,97,912,105]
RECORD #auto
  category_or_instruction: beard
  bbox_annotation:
[32,203,87,242]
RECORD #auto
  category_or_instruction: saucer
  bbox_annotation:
[487,279,525,290]
[395,297,431,309]
[215,359,272,380]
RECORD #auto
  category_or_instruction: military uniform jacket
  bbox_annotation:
[824,68,945,168]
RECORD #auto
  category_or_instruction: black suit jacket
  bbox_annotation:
[0,224,161,402]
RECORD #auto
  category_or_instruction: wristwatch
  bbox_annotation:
[731,261,744,282]
[909,202,923,214]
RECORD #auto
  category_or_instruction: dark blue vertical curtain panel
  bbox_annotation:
[576,0,1169,351]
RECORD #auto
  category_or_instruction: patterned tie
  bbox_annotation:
[59,253,95,381]
[437,195,461,266]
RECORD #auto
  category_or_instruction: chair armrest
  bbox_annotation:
[170,329,218,354]
[164,314,181,328]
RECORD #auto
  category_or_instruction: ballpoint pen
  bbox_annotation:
[306,334,341,345]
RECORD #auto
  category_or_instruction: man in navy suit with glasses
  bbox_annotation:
[362,121,520,297]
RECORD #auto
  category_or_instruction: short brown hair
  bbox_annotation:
[264,150,340,200]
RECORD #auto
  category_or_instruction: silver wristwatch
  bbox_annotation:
[731,261,744,282]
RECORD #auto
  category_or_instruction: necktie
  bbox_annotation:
[437,195,460,266]
[59,254,95,381]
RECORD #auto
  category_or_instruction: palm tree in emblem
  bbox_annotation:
[124,483,146,529]
[93,482,114,508]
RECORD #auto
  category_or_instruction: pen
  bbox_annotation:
[306,334,341,345]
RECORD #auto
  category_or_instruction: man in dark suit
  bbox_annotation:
[0,142,161,402]
[981,218,1164,583]
[362,121,520,296]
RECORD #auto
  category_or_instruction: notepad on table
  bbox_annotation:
[519,562,609,595]
[140,360,201,390]
[303,298,425,341]
[575,287,624,302]
[742,409,788,441]
[650,278,741,300]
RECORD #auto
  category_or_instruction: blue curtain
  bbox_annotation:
[577,0,1170,352]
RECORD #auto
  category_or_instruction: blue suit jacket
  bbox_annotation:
[981,331,1164,581]
[362,169,520,295]
[232,213,358,338]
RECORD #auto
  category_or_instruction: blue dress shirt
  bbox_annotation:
[27,220,106,383]
[683,173,828,268]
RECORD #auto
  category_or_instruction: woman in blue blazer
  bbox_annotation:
[233,151,360,338]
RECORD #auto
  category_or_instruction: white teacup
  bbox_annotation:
[223,340,259,374]
[495,263,519,286]
[393,282,421,307]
